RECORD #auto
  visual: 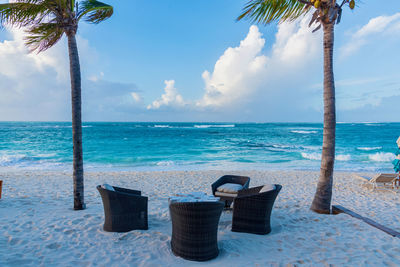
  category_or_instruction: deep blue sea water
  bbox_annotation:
[0,122,399,172]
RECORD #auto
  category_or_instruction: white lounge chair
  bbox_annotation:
[370,173,398,190]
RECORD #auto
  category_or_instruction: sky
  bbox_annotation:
[0,0,399,122]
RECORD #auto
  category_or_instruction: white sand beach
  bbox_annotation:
[1,170,400,266]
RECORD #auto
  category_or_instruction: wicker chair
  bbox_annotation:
[231,184,282,235]
[97,185,148,232]
[169,201,224,261]
[211,175,250,207]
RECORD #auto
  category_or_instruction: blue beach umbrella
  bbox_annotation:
[393,158,400,173]
[393,137,400,172]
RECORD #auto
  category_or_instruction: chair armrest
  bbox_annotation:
[242,178,250,189]
[113,186,142,196]
[237,186,263,197]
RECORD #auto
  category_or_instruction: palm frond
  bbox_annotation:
[0,0,113,53]
[77,0,113,24]
[0,1,50,28]
[25,21,63,52]
[237,0,309,24]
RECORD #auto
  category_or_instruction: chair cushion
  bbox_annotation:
[214,191,238,197]
[259,184,276,193]
[169,192,220,203]
[101,184,115,192]
[217,183,243,193]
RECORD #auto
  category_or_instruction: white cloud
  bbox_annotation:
[341,13,400,57]
[146,15,323,121]
[131,92,142,103]
[0,27,70,120]
[0,27,142,121]
[147,80,186,110]
[196,25,267,107]
[194,15,322,115]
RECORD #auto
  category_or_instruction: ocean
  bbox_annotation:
[0,122,399,172]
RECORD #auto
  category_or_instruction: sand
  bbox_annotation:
[1,170,400,266]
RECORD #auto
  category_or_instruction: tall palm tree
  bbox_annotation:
[0,0,113,210]
[238,0,355,214]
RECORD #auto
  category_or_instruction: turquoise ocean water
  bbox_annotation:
[0,122,399,172]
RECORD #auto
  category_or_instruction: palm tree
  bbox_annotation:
[0,0,113,210]
[238,0,355,214]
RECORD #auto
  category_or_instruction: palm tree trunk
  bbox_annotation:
[310,22,336,214]
[67,33,85,210]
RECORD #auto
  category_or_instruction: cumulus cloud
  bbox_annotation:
[147,80,186,110]
[196,25,267,107]
[0,27,142,121]
[195,15,322,117]
[146,15,322,121]
[341,13,400,57]
[0,27,70,120]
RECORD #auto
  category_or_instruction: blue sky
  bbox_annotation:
[0,0,399,122]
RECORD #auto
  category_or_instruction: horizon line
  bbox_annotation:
[0,121,399,124]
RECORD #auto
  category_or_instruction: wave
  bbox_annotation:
[301,152,321,160]
[336,154,351,161]
[36,153,57,158]
[291,130,317,134]
[154,125,170,128]
[356,147,382,151]
[301,153,351,161]
[239,142,295,152]
[194,124,235,128]
[271,144,291,149]
[156,160,174,166]
[368,152,395,162]
[0,154,28,166]
[301,145,321,151]
[36,125,72,128]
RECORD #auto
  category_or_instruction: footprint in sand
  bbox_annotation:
[8,236,22,246]
[46,242,61,249]
[63,229,76,235]
[72,218,83,224]
[158,234,168,242]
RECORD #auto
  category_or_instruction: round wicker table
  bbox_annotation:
[169,193,224,261]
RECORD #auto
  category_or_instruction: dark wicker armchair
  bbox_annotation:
[169,201,224,261]
[97,185,148,232]
[211,175,250,207]
[231,184,282,235]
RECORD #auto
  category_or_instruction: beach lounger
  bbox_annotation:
[231,184,282,235]
[211,175,250,208]
[369,173,398,190]
[97,185,148,232]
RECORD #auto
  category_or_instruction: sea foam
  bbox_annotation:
[156,160,174,166]
[0,154,27,166]
[194,124,235,128]
[368,152,395,162]
[301,152,321,160]
[301,153,351,161]
[291,130,317,134]
[356,147,382,151]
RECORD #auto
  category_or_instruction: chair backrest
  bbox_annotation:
[370,173,397,183]
[221,175,250,186]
